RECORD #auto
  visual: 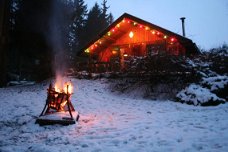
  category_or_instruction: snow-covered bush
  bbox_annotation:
[176,84,225,106]
[202,75,228,100]
[109,54,201,100]
[208,44,228,75]
[177,45,228,106]
[202,76,228,91]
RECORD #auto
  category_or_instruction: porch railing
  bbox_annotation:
[75,61,120,73]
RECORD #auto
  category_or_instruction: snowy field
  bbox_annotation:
[0,78,228,152]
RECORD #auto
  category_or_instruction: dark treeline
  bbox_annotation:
[0,0,10,87]
[0,0,113,86]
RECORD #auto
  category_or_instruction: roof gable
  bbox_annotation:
[81,13,196,55]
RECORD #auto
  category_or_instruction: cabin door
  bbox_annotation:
[119,45,129,70]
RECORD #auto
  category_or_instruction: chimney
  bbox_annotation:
[180,17,186,37]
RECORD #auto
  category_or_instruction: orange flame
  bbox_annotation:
[54,81,73,94]
[63,82,73,94]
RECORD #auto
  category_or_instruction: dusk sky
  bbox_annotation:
[87,0,228,50]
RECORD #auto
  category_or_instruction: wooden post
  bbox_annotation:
[66,85,73,119]
[120,48,125,71]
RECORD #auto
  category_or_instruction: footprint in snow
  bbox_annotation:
[111,140,120,146]
[82,119,90,123]
[120,114,126,116]
[192,143,203,151]
[157,140,169,146]
[177,138,183,143]
[81,144,89,148]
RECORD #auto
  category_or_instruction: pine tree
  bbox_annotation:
[71,0,88,54]
[100,0,109,29]
[107,13,114,25]
[83,2,102,45]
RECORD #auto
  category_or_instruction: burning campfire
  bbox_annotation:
[36,80,79,125]
[48,81,74,112]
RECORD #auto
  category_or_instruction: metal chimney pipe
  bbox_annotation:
[180,17,186,37]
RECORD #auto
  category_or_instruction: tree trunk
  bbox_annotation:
[0,0,10,87]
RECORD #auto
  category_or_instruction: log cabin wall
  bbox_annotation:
[98,25,186,62]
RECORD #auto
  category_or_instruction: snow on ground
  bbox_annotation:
[0,78,228,152]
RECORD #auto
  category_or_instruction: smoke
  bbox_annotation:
[48,0,71,87]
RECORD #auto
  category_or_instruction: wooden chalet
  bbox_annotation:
[78,13,198,72]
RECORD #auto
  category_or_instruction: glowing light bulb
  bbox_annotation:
[171,38,175,42]
[91,46,94,50]
[129,31,134,38]
[85,49,90,53]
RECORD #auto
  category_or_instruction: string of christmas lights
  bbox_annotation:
[85,18,177,53]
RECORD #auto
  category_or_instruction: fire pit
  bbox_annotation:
[36,81,79,125]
